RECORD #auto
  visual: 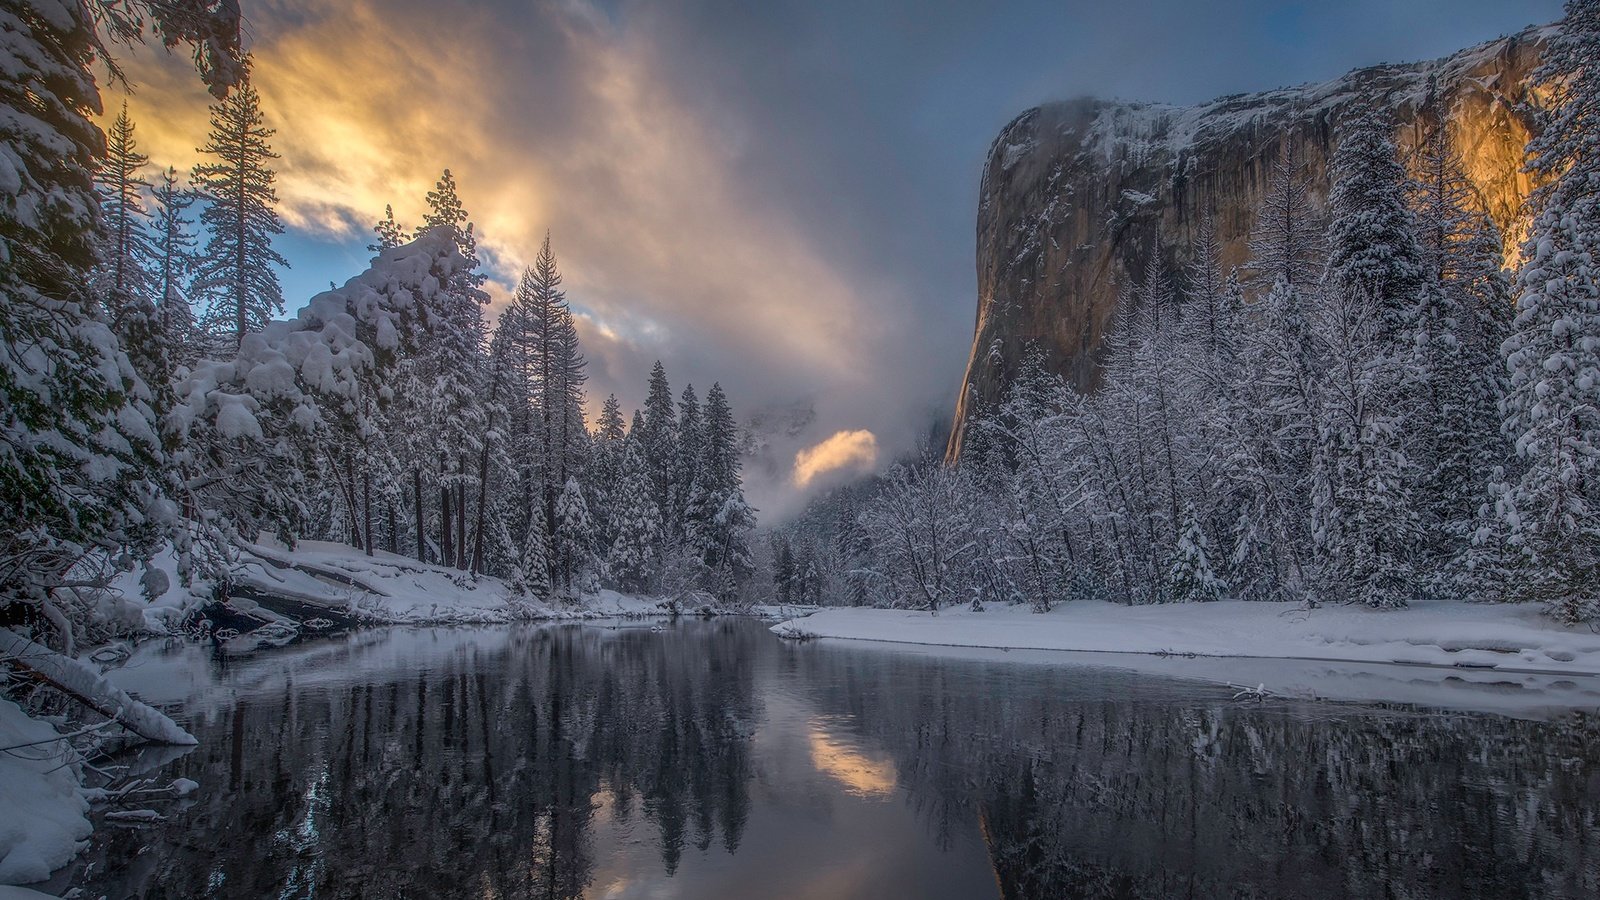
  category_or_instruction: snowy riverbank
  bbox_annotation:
[773,599,1600,676]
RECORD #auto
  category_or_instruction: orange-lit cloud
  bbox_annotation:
[101,0,955,522]
[793,429,878,487]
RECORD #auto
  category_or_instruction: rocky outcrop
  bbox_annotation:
[948,26,1550,459]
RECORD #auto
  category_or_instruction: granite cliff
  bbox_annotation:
[948,26,1550,459]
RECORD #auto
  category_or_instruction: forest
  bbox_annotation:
[2,1,757,649]
[768,8,1600,625]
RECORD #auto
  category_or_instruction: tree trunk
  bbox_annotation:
[470,412,495,577]
[363,469,374,557]
[456,453,468,570]
[414,467,425,562]
[440,454,453,567]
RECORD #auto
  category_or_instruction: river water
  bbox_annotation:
[54,618,1600,898]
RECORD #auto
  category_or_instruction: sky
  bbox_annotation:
[107,0,1562,521]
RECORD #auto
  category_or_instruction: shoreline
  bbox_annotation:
[771,599,1600,678]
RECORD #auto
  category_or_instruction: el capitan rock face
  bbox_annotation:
[948,26,1549,459]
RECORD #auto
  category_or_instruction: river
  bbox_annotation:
[51,618,1600,898]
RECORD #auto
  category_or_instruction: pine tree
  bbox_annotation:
[590,393,628,550]
[369,204,407,253]
[641,361,678,527]
[554,476,595,594]
[1325,98,1424,343]
[0,0,240,616]
[151,168,200,367]
[688,383,755,598]
[1496,0,1600,622]
[94,104,157,311]
[418,169,489,569]
[1248,140,1324,292]
[673,384,704,527]
[509,508,553,603]
[191,72,288,350]
[610,441,663,593]
[1168,502,1224,602]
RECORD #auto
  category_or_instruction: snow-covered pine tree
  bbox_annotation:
[610,440,663,593]
[673,384,704,530]
[554,476,595,594]
[1325,98,1424,343]
[1406,85,1516,586]
[1168,502,1224,602]
[191,72,288,351]
[419,169,490,569]
[552,279,589,530]
[0,0,240,621]
[589,393,627,549]
[687,383,755,599]
[641,361,678,529]
[1497,0,1600,622]
[509,506,553,604]
[1248,140,1324,292]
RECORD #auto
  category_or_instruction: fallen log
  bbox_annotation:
[0,628,197,746]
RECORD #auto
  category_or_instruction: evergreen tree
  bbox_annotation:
[673,384,704,527]
[151,167,200,367]
[1248,140,1324,292]
[1168,502,1224,602]
[641,361,678,526]
[590,393,628,550]
[418,169,490,569]
[94,104,156,310]
[192,72,288,350]
[369,204,407,253]
[1325,98,1424,342]
[610,441,663,593]
[0,0,240,616]
[509,508,553,603]
[688,383,755,597]
[1497,0,1600,622]
[554,476,594,594]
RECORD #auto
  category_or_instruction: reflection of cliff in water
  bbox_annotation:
[792,647,1600,900]
[78,622,761,899]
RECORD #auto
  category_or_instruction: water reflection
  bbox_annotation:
[63,620,1600,899]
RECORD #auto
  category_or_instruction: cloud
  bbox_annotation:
[108,2,911,483]
[102,0,1559,523]
[793,430,878,488]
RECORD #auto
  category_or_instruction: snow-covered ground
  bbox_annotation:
[773,599,1600,677]
[228,538,676,626]
[0,700,91,886]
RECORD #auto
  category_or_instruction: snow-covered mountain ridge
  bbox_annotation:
[948,24,1551,458]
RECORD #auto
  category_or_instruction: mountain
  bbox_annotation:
[947,25,1550,459]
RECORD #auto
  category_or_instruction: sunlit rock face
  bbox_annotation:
[948,26,1549,459]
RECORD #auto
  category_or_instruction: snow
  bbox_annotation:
[0,699,90,886]
[232,538,679,626]
[773,598,1600,678]
[0,629,197,746]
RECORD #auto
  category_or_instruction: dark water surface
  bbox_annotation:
[55,618,1600,899]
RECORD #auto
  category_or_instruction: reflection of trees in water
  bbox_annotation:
[75,622,760,899]
[796,649,1600,900]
